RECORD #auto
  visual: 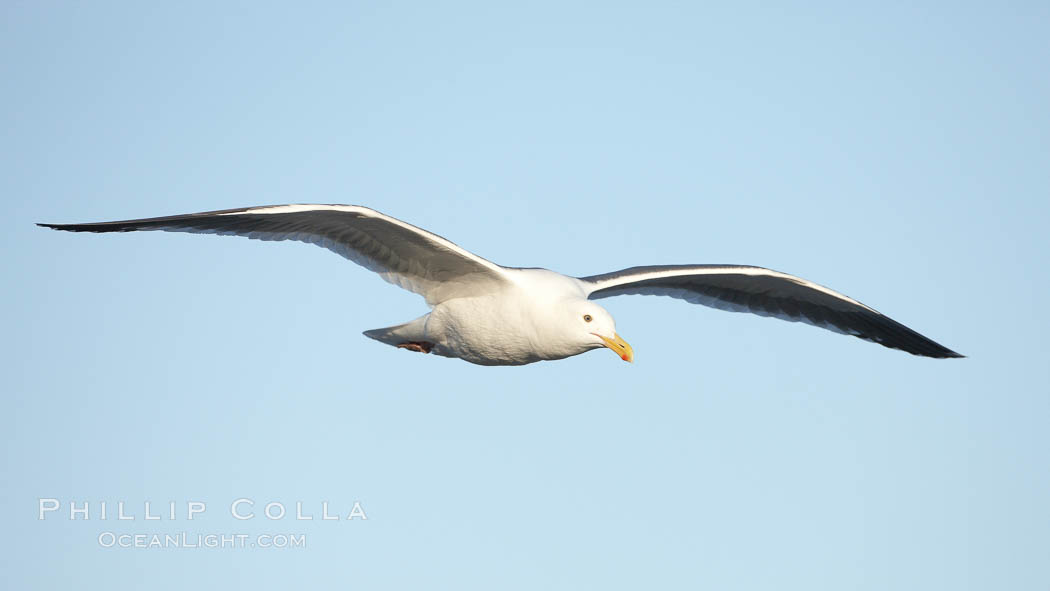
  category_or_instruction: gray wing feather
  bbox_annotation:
[580,264,962,359]
[39,204,508,304]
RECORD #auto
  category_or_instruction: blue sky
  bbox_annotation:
[2,2,1048,589]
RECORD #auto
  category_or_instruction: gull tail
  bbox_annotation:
[363,314,430,347]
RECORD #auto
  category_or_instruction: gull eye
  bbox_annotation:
[583,314,593,322]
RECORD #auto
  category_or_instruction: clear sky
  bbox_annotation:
[3,2,1048,589]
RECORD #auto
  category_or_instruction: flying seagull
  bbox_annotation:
[39,204,962,365]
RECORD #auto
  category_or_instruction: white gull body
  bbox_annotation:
[402,268,619,365]
[39,204,962,365]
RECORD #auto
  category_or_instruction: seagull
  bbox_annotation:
[39,204,962,365]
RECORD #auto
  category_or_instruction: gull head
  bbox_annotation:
[567,301,634,363]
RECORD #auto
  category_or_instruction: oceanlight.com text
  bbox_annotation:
[97,531,307,549]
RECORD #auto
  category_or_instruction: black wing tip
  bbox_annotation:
[919,350,965,359]
[37,222,87,232]
[892,341,965,359]
[844,309,964,360]
[884,338,965,359]
[37,222,115,233]
[35,205,338,234]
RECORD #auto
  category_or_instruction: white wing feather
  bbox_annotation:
[40,204,510,305]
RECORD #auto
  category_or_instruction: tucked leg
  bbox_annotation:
[396,341,434,354]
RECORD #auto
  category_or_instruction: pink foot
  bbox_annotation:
[396,341,434,354]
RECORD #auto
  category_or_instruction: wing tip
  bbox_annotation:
[37,222,120,233]
[902,343,965,359]
[38,222,90,232]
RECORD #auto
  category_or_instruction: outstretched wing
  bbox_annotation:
[39,204,510,305]
[579,264,962,358]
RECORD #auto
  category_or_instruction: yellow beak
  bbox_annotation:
[597,332,634,363]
